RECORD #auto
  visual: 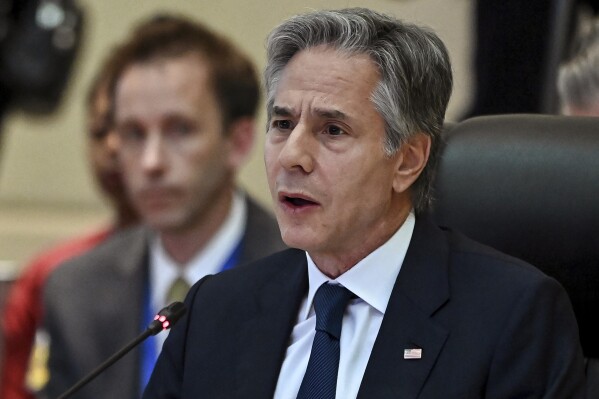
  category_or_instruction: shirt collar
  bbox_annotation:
[303,211,415,319]
[149,191,247,309]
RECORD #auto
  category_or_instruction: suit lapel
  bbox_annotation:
[235,249,308,397]
[95,227,150,399]
[102,227,149,340]
[358,218,450,399]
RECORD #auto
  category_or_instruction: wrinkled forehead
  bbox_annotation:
[269,46,380,113]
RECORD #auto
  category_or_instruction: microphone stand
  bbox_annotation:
[56,301,186,399]
[57,329,153,399]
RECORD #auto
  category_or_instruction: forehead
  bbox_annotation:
[273,46,380,116]
[115,54,213,115]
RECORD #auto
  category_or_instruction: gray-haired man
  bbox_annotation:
[144,8,585,398]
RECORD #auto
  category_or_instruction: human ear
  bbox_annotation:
[226,117,256,171]
[392,133,431,193]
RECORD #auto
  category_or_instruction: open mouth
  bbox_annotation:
[285,196,317,206]
[280,193,319,209]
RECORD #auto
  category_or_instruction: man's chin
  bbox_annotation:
[280,229,320,252]
[143,213,187,233]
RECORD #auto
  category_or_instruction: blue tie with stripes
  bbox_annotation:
[296,282,353,399]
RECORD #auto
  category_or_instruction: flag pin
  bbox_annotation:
[404,348,422,359]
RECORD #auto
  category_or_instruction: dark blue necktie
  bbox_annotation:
[296,282,353,399]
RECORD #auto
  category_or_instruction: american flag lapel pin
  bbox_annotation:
[404,348,422,359]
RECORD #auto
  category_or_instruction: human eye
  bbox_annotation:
[88,115,112,141]
[324,124,346,136]
[271,119,294,131]
[89,125,110,142]
[166,120,194,137]
[117,123,145,144]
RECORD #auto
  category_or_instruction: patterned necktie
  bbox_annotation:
[166,276,190,304]
[296,283,353,399]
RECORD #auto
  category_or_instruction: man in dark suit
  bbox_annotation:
[41,15,285,399]
[144,8,586,398]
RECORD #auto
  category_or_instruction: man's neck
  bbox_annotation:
[159,189,235,266]
[310,205,412,279]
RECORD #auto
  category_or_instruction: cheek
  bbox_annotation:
[264,148,280,182]
[92,149,113,168]
[120,153,138,171]
[186,147,227,185]
[331,165,393,207]
[88,141,102,158]
[119,156,142,186]
[263,144,277,167]
[88,150,101,169]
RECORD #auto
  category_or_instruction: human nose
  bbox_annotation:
[105,130,120,158]
[277,124,314,173]
[141,132,167,175]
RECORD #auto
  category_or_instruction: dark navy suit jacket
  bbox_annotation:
[144,218,585,398]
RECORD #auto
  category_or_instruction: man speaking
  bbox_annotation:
[143,8,585,398]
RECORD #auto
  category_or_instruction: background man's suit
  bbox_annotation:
[145,217,585,399]
[42,198,285,399]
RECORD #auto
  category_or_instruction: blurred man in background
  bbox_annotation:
[41,14,284,399]
[464,0,599,118]
[558,17,599,116]
[0,49,139,399]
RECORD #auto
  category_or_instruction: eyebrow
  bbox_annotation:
[314,108,347,120]
[271,105,348,120]
[272,105,294,117]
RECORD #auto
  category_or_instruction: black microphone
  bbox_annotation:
[56,301,187,399]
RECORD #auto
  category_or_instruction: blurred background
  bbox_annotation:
[0,0,473,272]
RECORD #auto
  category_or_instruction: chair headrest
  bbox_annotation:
[433,114,599,356]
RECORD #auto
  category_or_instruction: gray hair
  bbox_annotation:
[264,8,453,214]
[558,18,599,112]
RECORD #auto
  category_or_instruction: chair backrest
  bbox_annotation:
[432,114,599,357]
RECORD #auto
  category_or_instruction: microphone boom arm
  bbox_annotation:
[55,301,187,399]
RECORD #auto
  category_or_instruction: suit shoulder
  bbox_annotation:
[196,248,304,293]
[444,227,561,290]
[45,225,148,289]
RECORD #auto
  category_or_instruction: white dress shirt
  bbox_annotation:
[274,212,415,399]
[149,191,246,350]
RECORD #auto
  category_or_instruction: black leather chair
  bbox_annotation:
[432,114,599,394]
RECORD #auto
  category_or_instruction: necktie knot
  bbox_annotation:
[313,283,352,340]
[166,276,190,304]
